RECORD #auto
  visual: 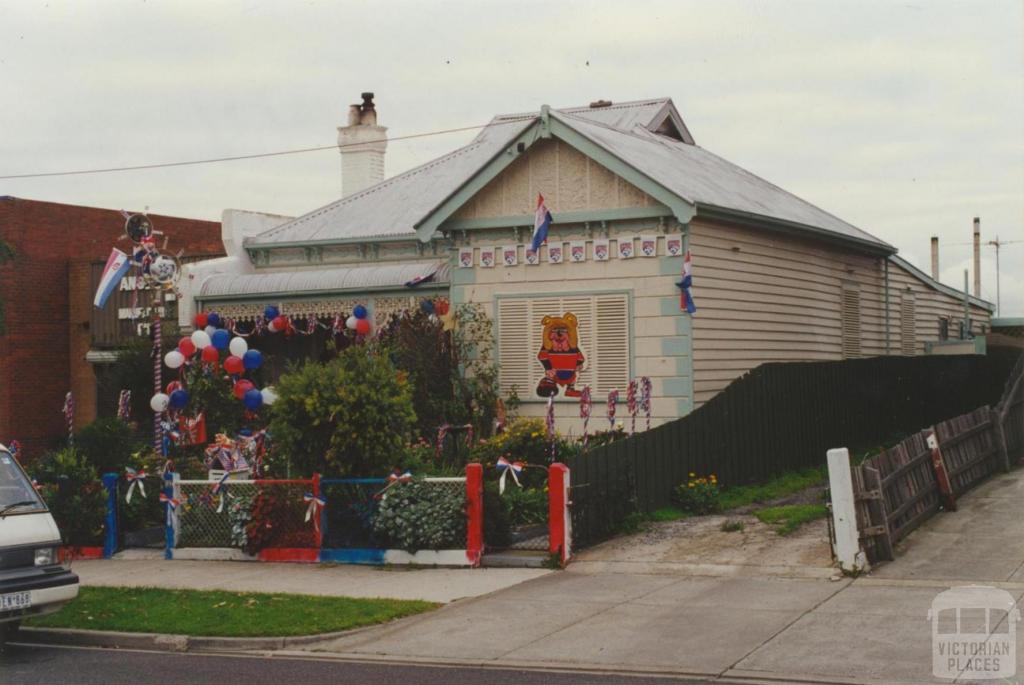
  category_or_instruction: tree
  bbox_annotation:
[268,345,416,476]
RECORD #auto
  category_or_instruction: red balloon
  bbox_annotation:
[201,345,220,363]
[166,381,183,395]
[233,379,255,400]
[178,337,197,357]
[435,299,450,316]
[224,355,244,375]
[194,313,209,329]
[355,318,371,335]
[272,315,288,332]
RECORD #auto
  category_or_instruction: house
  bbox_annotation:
[0,197,222,457]
[179,95,994,432]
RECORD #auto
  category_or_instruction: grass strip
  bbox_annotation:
[26,586,437,637]
[754,504,829,536]
[647,507,690,522]
[719,467,825,510]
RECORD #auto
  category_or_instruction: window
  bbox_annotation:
[840,283,861,358]
[900,292,916,356]
[497,293,630,399]
[939,317,949,341]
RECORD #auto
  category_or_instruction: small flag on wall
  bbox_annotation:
[458,247,473,268]
[479,247,496,268]
[617,238,635,259]
[569,241,586,263]
[501,245,518,266]
[593,239,610,261]
[547,243,564,264]
[676,249,697,314]
[525,247,540,265]
[639,235,658,257]
[666,235,683,256]
[531,194,553,251]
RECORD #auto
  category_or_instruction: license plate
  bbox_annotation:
[0,591,31,610]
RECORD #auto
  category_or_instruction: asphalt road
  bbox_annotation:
[0,643,721,685]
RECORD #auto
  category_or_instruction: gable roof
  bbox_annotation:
[246,98,891,253]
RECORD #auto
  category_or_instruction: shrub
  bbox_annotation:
[30,448,106,546]
[373,480,466,553]
[502,486,548,526]
[673,473,721,515]
[74,418,147,475]
[471,419,571,481]
[269,345,416,477]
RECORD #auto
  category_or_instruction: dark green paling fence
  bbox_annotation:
[567,349,1022,548]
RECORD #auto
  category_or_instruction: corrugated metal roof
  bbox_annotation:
[554,110,892,250]
[199,261,449,300]
[486,98,671,136]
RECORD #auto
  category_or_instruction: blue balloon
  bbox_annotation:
[353,304,368,320]
[264,305,279,320]
[243,389,263,411]
[420,300,435,314]
[207,312,222,328]
[243,349,263,370]
[211,329,231,350]
[169,389,189,409]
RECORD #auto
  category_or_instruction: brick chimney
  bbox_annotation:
[931,236,939,280]
[337,92,387,197]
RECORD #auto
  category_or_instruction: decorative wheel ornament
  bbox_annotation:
[149,254,180,285]
[125,213,153,243]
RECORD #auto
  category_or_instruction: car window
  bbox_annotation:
[0,451,46,512]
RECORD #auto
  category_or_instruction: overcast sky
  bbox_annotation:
[2,0,1022,314]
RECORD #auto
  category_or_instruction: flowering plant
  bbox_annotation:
[673,473,720,514]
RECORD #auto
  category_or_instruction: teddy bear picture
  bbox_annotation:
[536,312,586,398]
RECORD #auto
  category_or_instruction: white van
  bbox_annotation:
[0,443,79,643]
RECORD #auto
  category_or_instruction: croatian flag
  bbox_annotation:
[94,248,131,309]
[530,194,553,252]
[677,250,697,314]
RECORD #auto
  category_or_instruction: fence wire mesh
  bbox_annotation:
[116,478,165,549]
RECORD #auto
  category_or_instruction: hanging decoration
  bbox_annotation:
[639,235,658,257]
[434,423,474,461]
[124,467,148,503]
[159,492,180,526]
[62,391,74,446]
[607,389,619,429]
[479,246,496,268]
[7,440,21,460]
[204,434,250,473]
[617,238,635,259]
[209,472,231,513]
[303,492,327,532]
[375,469,413,498]
[666,235,683,256]
[495,456,523,494]
[153,314,163,452]
[676,249,697,315]
[640,376,653,432]
[524,247,540,265]
[627,379,638,435]
[501,245,518,267]
[569,241,586,263]
[579,385,593,452]
[593,238,610,262]
[535,313,586,398]
[547,243,564,264]
[458,247,473,268]
[546,395,557,460]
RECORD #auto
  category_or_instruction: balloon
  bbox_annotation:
[266,319,278,333]
[420,300,435,314]
[271,315,288,332]
[346,315,358,330]
[164,350,185,369]
[355,318,371,335]
[243,389,263,411]
[201,345,220,363]
[207,313,222,328]
[264,305,279,321]
[233,379,255,400]
[204,325,216,338]
[353,304,368,320]
[228,337,248,357]
[178,337,197,357]
[169,389,189,410]
[165,380,183,395]
[191,330,211,349]
[194,313,209,329]
[150,393,169,412]
[242,349,263,370]
[224,355,244,375]
[211,329,231,351]
[435,299,450,316]
[260,386,278,405]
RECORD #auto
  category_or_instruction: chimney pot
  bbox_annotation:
[338,92,387,197]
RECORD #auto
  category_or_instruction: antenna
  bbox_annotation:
[987,236,1023,316]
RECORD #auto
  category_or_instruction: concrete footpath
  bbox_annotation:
[293,467,1024,684]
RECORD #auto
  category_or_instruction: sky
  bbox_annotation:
[2,0,1022,314]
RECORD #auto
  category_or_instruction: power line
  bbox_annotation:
[0,120,517,180]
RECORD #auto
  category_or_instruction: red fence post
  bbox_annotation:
[465,463,484,567]
[548,463,571,566]
[926,429,957,512]
[312,473,323,551]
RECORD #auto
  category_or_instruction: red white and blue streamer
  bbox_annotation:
[303,492,326,532]
[676,249,697,315]
[124,467,148,503]
[496,456,524,494]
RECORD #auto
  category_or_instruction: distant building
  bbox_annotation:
[180,96,995,433]
[0,197,222,458]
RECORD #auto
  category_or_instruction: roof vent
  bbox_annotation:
[589,99,613,108]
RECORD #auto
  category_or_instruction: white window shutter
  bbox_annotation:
[594,293,630,394]
[841,284,861,359]
[900,292,916,356]
[498,298,531,397]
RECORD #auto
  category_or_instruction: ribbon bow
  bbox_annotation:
[303,492,326,532]
[376,470,413,498]
[124,467,148,503]
[210,472,230,513]
[496,456,524,494]
[159,491,180,525]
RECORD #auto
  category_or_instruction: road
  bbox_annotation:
[0,643,721,685]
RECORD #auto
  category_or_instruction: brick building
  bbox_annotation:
[0,197,222,459]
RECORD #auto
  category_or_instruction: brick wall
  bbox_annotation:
[0,196,223,460]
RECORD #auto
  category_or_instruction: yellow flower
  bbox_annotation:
[689,472,695,478]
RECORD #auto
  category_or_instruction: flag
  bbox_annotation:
[94,248,131,308]
[530,194,553,252]
[676,250,697,314]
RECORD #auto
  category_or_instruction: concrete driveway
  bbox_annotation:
[298,466,1024,684]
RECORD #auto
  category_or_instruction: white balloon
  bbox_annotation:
[260,386,278,405]
[204,325,217,338]
[228,337,248,357]
[267,320,278,333]
[191,330,212,349]
[346,315,358,330]
[150,393,170,412]
[164,350,185,369]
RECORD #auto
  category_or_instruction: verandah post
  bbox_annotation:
[465,463,483,567]
[101,472,119,559]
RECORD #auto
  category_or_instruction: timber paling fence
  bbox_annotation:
[853,352,1024,563]
[567,350,1022,549]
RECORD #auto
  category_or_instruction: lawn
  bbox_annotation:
[754,504,829,536]
[719,467,825,511]
[26,587,437,637]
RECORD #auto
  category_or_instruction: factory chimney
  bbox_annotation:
[930,236,939,281]
[972,217,981,298]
